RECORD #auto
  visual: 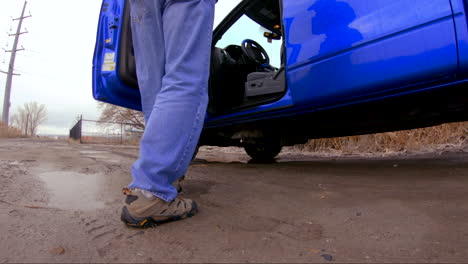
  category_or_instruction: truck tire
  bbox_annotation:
[243,139,282,161]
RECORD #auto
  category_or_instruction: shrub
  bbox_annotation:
[0,122,23,138]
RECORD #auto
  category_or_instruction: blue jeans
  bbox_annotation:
[128,0,215,202]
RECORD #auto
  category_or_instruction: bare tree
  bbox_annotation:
[98,102,145,130]
[11,102,47,136]
[11,107,30,135]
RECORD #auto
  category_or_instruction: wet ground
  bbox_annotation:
[0,138,467,263]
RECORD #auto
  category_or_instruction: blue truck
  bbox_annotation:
[93,0,468,160]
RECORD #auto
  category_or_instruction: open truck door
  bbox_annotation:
[93,0,142,111]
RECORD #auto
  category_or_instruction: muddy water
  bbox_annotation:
[37,171,105,210]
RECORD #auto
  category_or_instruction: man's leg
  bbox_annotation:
[128,0,165,122]
[127,0,215,201]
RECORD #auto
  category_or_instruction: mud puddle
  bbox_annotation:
[37,171,105,210]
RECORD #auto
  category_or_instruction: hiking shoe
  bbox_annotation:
[120,188,198,228]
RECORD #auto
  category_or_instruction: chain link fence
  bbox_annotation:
[69,118,143,145]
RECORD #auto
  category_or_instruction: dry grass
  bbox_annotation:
[67,138,81,144]
[296,121,468,155]
[0,122,23,138]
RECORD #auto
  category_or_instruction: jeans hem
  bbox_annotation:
[128,183,175,202]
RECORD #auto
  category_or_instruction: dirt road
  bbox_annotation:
[0,138,467,263]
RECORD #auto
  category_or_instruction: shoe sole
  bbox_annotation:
[120,203,198,228]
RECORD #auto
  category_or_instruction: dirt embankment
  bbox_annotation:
[297,121,468,155]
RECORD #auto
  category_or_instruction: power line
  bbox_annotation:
[1,0,31,125]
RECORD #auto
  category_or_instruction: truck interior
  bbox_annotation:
[117,0,286,116]
[208,0,285,114]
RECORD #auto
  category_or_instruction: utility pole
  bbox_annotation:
[1,1,31,125]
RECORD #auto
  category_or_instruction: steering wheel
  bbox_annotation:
[241,39,270,68]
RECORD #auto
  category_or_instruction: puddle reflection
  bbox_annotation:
[38,171,105,210]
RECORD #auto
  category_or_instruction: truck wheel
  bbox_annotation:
[243,139,282,162]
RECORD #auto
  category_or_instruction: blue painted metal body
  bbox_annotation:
[92,0,466,129]
[93,0,142,111]
[450,0,468,73]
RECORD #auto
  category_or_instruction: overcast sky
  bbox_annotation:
[0,0,240,135]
